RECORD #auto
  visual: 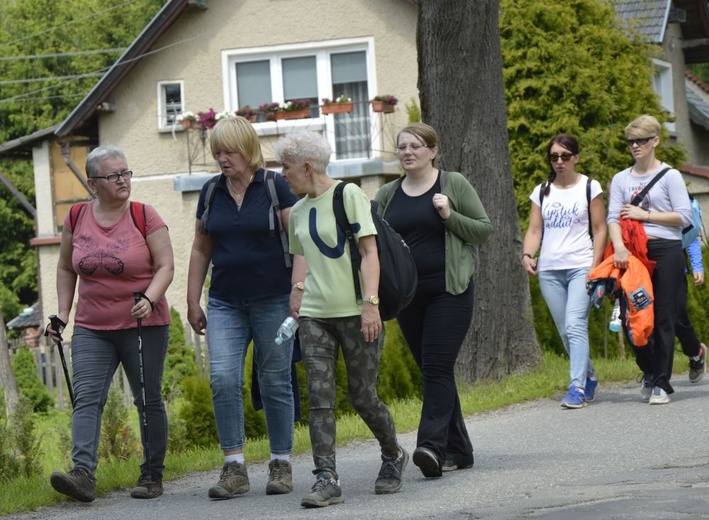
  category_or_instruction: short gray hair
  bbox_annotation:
[86,145,127,178]
[275,131,332,172]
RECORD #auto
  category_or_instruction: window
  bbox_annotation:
[652,59,675,134]
[157,81,184,130]
[224,38,378,160]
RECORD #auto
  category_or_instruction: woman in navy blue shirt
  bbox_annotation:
[187,116,299,499]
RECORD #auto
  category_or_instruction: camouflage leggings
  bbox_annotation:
[299,316,399,477]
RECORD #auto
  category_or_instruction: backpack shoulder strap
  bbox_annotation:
[264,170,292,268]
[68,203,87,231]
[586,177,593,241]
[129,201,147,238]
[198,175,221,235]
[332,182,363,304]
[630,167,671,206]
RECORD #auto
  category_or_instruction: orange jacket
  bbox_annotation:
[603,217,656,277]
[588,255,654,348]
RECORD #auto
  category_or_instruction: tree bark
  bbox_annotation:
[417,0,541,381]
[0,308,20,416]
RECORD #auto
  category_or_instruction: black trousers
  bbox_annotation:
[396,278,474,464]
[632,239,685,394]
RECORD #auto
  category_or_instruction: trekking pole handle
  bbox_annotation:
[45,314,67,341]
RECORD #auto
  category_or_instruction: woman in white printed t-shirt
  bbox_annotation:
[522,133,608,409]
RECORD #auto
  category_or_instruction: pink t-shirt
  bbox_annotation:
[65,202,171,330]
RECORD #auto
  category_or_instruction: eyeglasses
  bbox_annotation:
[548,153,574,162]
[92,170,133,183]
[626,136,656,147]
[396,143,430,152]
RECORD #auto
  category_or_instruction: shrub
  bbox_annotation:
[162,307,199,402]
[8,396,41,478]
[177,375,218,449]
[11,347,53,412]
[99,387,139,462]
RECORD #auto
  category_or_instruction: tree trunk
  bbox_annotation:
[417,0,541,381]
[0,308,20,416]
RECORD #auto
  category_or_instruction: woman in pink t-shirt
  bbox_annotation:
[46,145,174,502]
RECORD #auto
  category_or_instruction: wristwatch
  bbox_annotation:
[365,295,380,305]
[292,282,304,291]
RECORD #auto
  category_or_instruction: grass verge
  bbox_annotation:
[0,349,690,515]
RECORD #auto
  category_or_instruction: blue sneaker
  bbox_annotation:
[561,386,586,409]
[585,378,598,402]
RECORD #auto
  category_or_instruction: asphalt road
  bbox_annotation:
[7,376,709,520]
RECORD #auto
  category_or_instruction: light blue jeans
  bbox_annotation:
[539,268,596,389]
[206,295,294,455]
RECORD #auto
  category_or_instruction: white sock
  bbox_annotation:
[225,454,244,464]
[271,454,289,462]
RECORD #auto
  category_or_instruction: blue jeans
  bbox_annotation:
[539,268,596,389]
[71,325,168,479]
[206,295,294,454]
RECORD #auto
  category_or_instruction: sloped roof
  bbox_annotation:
[613,0,671,43]
[6,302,40,329]
[686,70,709,130]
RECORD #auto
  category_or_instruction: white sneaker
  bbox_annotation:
[648,386,670,405]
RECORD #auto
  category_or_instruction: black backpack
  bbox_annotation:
[198,169,291,268]
[332,182,418,321]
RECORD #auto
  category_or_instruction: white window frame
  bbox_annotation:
[652,58,676,134]
[157,80,185,132]
[220,37,379,159]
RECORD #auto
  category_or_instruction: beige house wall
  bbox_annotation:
[35,0,418,330]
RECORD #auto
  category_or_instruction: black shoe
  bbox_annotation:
[375,446,409,494]
[50,467,96,502]
[412,447,442,478]
[441,454,474,472]
[130,473,163,499]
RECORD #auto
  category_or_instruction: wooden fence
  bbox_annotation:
[7,322,209,411]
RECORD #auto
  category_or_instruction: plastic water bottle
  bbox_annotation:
[275,316,298,345]
[609,301,622,333]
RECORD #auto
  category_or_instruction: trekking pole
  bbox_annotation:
[44,315,75,408]
[133,291,150,477]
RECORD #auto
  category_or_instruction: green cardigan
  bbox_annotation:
[373,171,492,295]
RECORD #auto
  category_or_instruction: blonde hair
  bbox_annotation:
[397,122,438,166]
[209,116,264,170]
[625,114,661,138]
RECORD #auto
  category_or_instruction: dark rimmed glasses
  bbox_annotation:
[626,136,656,147]
[92,170,133,183]
[548,153,574,162]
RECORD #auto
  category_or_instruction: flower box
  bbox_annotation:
[276,108,311,120]
[180,119,196,129]
[370,101,395,113]
[322,102,354,115]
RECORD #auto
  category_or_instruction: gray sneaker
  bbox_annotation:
[266,459,293,495]
[50,467,96,502]
[375,446,408,495]
[639,373,653,401]
[689,343,706,383]
[649,386,670,405]
[208,461,250,499]
[301,471,344,508]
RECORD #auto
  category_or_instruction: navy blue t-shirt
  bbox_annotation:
[196,169,299,302]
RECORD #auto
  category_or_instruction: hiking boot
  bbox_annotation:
[442,453,474,472]
[639,373,653,401]
[412,447,442,478]
[50,467,95,502]
[585,378,598,402]
[375,446,408,495]
[208,461,250,499]
[561,386,586,409]
[130,473,163,499]
[301,471,344,508]
[266,459,293,495]
[649,386,670,405]
[689,343,706,384]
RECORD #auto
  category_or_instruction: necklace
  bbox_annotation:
[227,174,254,207]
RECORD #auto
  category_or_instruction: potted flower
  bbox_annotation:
[236,105,259,123]
[197,108,218,130]
[321,95,353,115]
[370,95,397,113]
[176,111,197,129]
[259,102,281,121]
[276,99,311,120]
[215,109,234,123]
